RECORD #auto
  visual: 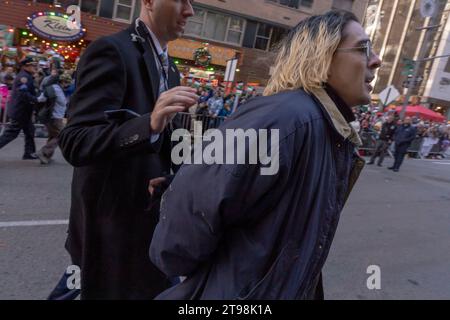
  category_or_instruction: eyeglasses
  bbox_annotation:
[336,41,373,60]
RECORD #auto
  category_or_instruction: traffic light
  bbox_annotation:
[401,58,415,76]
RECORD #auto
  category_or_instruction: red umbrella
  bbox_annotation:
[394,105,445,122]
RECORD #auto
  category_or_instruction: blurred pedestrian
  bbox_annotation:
[368,114,396,166]
[389,116,417,172]
[35,74,68,164]
[0,57,38,159]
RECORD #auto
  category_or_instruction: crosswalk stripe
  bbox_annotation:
[0,220,69,228]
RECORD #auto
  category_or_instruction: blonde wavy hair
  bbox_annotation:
[264,10,359,96]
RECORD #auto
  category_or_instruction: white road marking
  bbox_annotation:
[433,162,450,165]
[0,220,69,228]
[417,159,450,162]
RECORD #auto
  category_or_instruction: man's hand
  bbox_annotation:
[150,86,198,133]
[148,177,167,196]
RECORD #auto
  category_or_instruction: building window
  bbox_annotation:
[332,0,353,11]
[49,0,99,14]
[254,23,272,50]
[253,24,287,51]
[269,26,287,50]
[79,0,100,14]
[132,0,141,21]
[204,12,228,41]
[300,0,314,8]
[227,17,245,44]
[185,7,245,45]
[113,0,135,23]
[267,0,314,9]
[186,7,206,36]
[58,0,79,6]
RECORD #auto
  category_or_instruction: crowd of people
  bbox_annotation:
[352,107,450,160]
[192,85,260,119]
[1,3,449,300]
[1,55,258,130]
[0,56,76,163]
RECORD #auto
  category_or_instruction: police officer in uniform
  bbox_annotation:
[0,57,38,159]
[367,114,397,166]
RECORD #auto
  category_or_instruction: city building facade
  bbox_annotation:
[1,0,368,89]
[364,0,450,120]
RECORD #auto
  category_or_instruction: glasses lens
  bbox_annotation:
[366,42,372,59]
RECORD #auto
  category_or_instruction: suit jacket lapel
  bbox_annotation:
[127,24,160,103]
[142,50,160,103]
[128,24,180,101]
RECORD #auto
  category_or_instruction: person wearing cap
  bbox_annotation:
[0,57,38,159]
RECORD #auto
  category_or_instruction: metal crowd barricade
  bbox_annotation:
[410,138,445,159]
[406,138,422,158]
[177,112,227,135]
[358,129,399,158]
[428,143,442,156]
[333,123,446,159]
[358,130,378,156]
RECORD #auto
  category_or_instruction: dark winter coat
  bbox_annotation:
[378,121,397,141]
[150,87,365,300]
[59,24,181,299]
[8,69,37,121]
[394,124,417,147]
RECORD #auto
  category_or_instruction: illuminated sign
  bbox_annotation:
[27,12,85,42]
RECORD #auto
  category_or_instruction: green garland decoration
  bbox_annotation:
[194,47,212,67]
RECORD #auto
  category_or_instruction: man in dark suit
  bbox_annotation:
[388,116,417,172]
[57,0,196,299]
[0,57,38,159]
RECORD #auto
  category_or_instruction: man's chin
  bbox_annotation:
[360,93,371,106]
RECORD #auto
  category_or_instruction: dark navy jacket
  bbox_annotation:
[394,124,417,147]
[150,88,364,300]
[8,69,37,121]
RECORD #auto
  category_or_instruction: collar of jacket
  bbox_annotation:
[309,87,362,147]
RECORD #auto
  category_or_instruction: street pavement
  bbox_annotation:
[0,137,449,300]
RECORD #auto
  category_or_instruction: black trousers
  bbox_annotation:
[0,117,36,156]
[370,140,390,165]
[393,143,409,170]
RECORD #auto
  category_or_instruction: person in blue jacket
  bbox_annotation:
[389,116,417,172]
[0,57,38,159]
[150,10,381,300]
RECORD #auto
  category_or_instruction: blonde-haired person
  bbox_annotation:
[149,10,381,300]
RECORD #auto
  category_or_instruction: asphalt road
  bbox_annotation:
[0,137,449,300]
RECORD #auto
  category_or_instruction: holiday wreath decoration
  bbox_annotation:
[194,47,212,67]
